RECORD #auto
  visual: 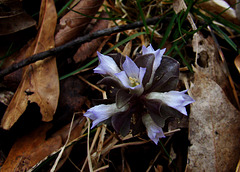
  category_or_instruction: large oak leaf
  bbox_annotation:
[1,0,59,130]
[186,33,240,171]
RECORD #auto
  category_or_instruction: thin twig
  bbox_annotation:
[0,16,163,78]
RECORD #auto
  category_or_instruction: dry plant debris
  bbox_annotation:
[0,0,240,171]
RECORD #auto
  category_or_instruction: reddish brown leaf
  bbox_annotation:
[73,12,110,63]
[0,123,62,171]
[55,0,104,47]
[0,0,36,35]
[1,0,59,130]
[1,115,86,171]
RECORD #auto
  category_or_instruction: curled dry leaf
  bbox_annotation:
[0,0,36,35]
[1,0,59,130]
[234,54,240,74]
[55,0,104,47]
[196,0,240,25]
[186,33,240,171]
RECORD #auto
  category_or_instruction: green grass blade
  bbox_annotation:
[174,45,193,72]
[210,23,237,51]
[158,12,177,49]
[57,0,75,17]
[150,11,173,43]
[136,0,149,34]
[206,10,240,33]
[177,11,186,43]
[59,32,146,80]
[158,140,179,172]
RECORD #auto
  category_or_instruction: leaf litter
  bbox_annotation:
[1,0,59,130]
[1,0,240,171]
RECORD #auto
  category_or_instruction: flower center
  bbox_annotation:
[129,77,140,87]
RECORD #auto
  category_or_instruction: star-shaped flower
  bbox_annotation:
[84,44,194,144]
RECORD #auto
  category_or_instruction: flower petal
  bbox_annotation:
[111,110,131,136]
[142,44,165,74]
[97,76,123,89]
[84,103,129,128]
[142,114,165,144]
[142,44,166,88]
[116,89,134,109]
[146,90,195,115]
[115,71,129,88]
[94,52,121,76]
[134,53,155,86]
[139,67,146,84]
[122,56,139,78]
[149,55,180,92]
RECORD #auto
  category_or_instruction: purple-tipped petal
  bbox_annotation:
[142,114,165,144]
[146,90,195,115]
[94,52,121,76]
[142,44,165,71]
[84,103,129,128]
[122,56,139,78]
[142,44,166,88]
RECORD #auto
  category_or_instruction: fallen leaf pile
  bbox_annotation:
[1,0,240,171]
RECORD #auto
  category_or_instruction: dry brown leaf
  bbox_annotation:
[173,0,187,14]
[55,0,104,47]
[192,33,238,108]
[0,123,62,171]
[73,12,110,63]
[173,0,197,30]
[122,40,132,57]
[1,117,86,171]
[187,68,240,171]
[0,0,36,35]
[1,0,59,130]
[185,33,240,171]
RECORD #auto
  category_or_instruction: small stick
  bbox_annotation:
[0,16,163,78]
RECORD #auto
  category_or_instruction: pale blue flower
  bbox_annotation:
[93,52,121,76]
[115,56,146,95]
[142,44,166,88]
[146,90,194,116]
[84,44,194,145]
[84,103,129,129]
[142,114,165,144]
